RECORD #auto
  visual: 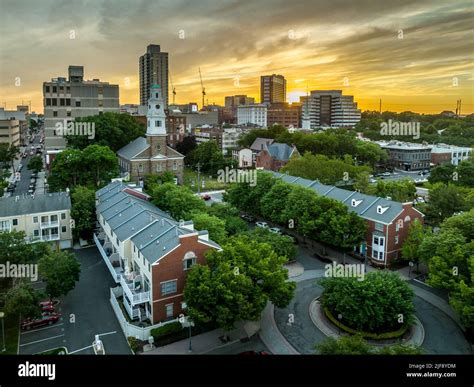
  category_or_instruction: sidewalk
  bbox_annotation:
[141,327,242,355]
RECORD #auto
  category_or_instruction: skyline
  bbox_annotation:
[0,0,473,114]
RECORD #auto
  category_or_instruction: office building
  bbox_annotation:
[376,141,432,171]
[260,74,286,104]
[304,90,361,128]
[0,108,25,147]
[267,102,301,128]
[43,65,120,165]
[139,44,169,107]
[430,144,472,166]
[224,95,255,109]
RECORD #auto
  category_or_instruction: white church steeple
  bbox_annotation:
[146,84,167,136]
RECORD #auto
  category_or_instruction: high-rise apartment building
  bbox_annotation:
[43,66,120,165]
[304,90,361,128]
[139,45,169,107]
[237,104,267,127]
[260,74,286,104]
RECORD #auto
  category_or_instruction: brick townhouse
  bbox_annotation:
[94,180,221,324]
[271,172,424,267]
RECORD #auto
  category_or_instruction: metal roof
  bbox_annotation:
[0,192,71,217]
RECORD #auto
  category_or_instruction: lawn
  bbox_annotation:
[183,168,228,192]
[0,311,20,355]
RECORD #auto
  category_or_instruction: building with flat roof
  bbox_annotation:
[0,108,23,147]
[267,102,301,128]
[261,74,286,104]
[430,144,472,166]
[43,65,120,165]
[139,44,169,107]
[303,90,360,128]
[0,191,73,249]
[376,141,432,171]
[237,104,267,127]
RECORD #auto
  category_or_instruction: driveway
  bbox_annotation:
[19,247,131,354]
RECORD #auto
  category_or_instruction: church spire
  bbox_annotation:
[146,84,167,136]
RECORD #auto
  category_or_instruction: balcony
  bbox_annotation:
[94,233,123,283]
[120,275,150,306]
[41,233,60,241]
[40,220,59,229]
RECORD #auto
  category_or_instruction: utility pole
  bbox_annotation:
[459,99,462,116]
[379,98,382,114]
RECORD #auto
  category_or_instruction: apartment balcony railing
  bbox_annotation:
[40,220,59,229]
[41,234,60,241]
[120,275,150,306]
[94,233,122,283]
[123,296,140,320]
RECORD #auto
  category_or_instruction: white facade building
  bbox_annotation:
[306,90,360,128]
[237,105,267,127]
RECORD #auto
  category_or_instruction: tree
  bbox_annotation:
[206,203,247,236]
[27,155,43,173]
[184,235,295,332]
[374,179,416,202]
[82,145,119,187]
[64,112,146,151]
[457,158,474,188]
[191,212,227,245]
[2,282,41,318]
[429,163,456,185]
[70,186,96,240]
[144,171,176,192]
[39,250,81,299]
[186,141,226,174]
[260,181,294,224]
[176,136,197,156]
[247,228,296,261]
[0,143,19,170]
[319,271,415,333]
[0,231,39,266]
[401,219,426,269]
[353,171,372,193]
[151,183,206,220]
[425,183,468,224]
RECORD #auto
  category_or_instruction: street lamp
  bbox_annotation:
[408,261,414,278]
[0,311,6,352]
[182,303,193,353]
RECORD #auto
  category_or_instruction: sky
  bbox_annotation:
[0,0,473,114]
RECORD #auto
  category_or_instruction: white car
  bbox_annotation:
[382,172,391,176]
[256,221,269,229]
[269,227,282,234]
[369,178,377,183]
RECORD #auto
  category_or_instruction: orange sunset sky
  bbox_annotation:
[0,0,473,114]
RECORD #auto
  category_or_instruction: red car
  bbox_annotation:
[21,313,61,331]
[201,194,211,201]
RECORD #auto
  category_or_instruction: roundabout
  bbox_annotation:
[271,277,472,355]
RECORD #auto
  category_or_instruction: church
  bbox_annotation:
[117,85,185,184]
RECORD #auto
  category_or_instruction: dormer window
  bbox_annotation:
[376,205,389,214]
[351,199,362,207]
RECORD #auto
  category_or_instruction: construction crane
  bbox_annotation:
[169,71,176,105]
[198,67,206,110]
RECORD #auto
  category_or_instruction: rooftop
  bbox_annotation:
[0,192,71,218]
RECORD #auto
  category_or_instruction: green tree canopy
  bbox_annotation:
[191,212,227,245]
[27,155,43,173]
[2,282,41,318]
[70,186,96,240]
[184,235,295,331]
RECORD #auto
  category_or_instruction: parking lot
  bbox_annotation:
[18,247,131,355]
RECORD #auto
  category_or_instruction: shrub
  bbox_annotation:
[150,322,183,340]
[319,271,415,333]
[127,336,140,353]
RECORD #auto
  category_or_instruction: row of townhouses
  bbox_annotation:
[94,180,221,324]
[270,172,424,267]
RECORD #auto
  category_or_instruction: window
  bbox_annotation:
[0,220,11,231]
[53,111,58,117]
[161,280,177,295]
[66,98,71,106]
[156,164,162,172]
[173,162,178,171]
[395,236,399,244]
[66,111,71,117]
[183,252,197,270]
[33,216,38,223]
[165,303,173,318]
[61,213,66,220]
[46,98,51,106]
[66,86,70,93]
[138,164,143,173]
[12,219,18,226]
[98,100,103,107]
[41,215,48,224]
[373,237,379,245]
[75,100,81,107]
[45,85,50,93]
[60,98,65,106]
[62,226,66,233]
[155,120,161,127]
[51,215,58,222]
[52,99,57,106]
[34,230,39,237]
[52,86,57,93]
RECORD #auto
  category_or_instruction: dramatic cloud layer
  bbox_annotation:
[0,0,472,113]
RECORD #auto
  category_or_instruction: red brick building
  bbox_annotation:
[256,142,300,171]
[272,172,424,267]
[95,181,221,324]
[266,102,301,128]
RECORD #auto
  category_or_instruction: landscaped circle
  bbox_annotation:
[319,271,415,337]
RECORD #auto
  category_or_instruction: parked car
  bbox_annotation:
[382,172,391,176]
[39,299,60,313]
[369,178,377,184]
[28,188,35,194]
[269,227,282,234]
[256,221,269,229]
[201,194,211,201]
[240,214,255,223]
[21,313,61,330]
